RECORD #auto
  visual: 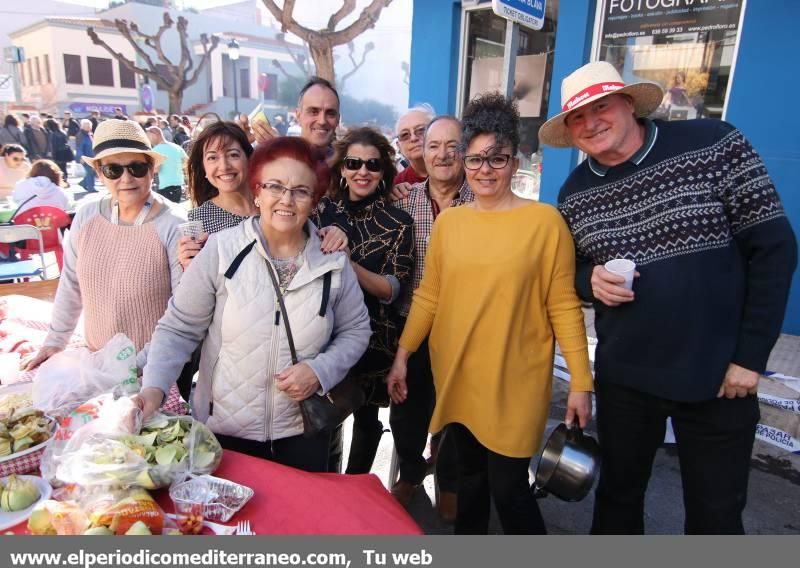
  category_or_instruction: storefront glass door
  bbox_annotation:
[458,1,560,200]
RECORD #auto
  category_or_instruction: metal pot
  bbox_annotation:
[532,422,601,502]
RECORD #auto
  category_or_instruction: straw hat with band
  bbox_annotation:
[539,61,664,148]
[82,119,166,169]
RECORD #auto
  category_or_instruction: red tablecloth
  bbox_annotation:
[8,450,422,535]
[160,450,422,535]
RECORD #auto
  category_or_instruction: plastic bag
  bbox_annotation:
[33,334,138,417]
[50,412,223,490]
[40,393,141,484]
[28,488,179,535]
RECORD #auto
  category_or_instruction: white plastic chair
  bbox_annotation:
[0,224,49,282]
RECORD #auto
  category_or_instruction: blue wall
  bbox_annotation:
[538,0,596,206]
[408,0,462,115]
[725,3,800,334]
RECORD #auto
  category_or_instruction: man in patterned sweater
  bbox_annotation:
[540,62,797,534]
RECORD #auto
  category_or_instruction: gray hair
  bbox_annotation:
[460,93,520,155]
[395,103,436,133]
[80,119,92,129]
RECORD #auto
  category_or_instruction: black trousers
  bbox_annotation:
[450,423,546,535]
[591,381,760,535]
[345,403,384,474]
[157,185,183,203]
[389,338,457,488]
[215,430,331,473]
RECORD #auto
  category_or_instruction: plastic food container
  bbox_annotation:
[191,474,254,523]
[169,478,211,535]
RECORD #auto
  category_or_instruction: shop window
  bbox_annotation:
[34,57,41,85]
[18,62,25,87]
[460,1,560,200]
[44,54,51,84]
[595,0,743,121]
[88,57,114,87]
[119,61,136,89]
[263,72,278,100]
[63,54,82,85]
[26,60,32,86]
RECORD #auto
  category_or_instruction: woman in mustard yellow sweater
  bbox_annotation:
[386,94,593,534]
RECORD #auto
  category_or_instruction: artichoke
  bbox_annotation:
[0,475,40,512]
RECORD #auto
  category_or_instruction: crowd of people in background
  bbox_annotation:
[3,61,797,536]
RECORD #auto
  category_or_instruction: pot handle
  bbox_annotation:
[565,421,583,442]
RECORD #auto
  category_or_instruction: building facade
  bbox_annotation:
[409,0,800,334]
[7,0,307,119]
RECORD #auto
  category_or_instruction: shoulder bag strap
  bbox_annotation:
[264,259,299,365]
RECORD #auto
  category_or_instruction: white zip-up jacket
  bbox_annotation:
[143,217,371,442]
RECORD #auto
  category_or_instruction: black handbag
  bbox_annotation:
[264,258,366,437]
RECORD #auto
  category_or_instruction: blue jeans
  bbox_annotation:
[591,381,759,534]
[80,163,96,191]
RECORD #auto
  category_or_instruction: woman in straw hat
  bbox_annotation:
[22,119,187,371]
[386,93,593,534]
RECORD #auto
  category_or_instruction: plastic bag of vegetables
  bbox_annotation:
[54,413,223,489]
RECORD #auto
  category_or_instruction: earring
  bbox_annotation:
[254,198,260,208]
[379,179,386,194]
[339,177,348,193]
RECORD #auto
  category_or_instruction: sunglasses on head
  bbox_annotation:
[100,162,150,180]
[343,157,382,172]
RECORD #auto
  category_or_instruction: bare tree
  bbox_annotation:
[87,13,219,114]
[261,0,392,85]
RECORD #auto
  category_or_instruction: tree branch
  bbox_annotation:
[185,34,219,88]
[177,16,195,78]
[87,26,168,89]
[327,0,356,32]
[325,0,392,45]
[339,42,373,88]
[131,12,177,80]
[261,0,316,41]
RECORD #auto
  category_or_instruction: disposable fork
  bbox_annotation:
[236,520,255,535]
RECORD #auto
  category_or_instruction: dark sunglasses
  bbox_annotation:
[343,157,382,172]
[100,162,150,180]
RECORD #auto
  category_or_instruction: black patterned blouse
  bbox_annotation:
[188,200,249,234]
[314,193,414,403]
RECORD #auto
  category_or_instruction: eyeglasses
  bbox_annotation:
[397,125,426,143]
[100,162,151,179]
[256,182,315,203]
[463,154,512,170]
[343,157,382,172]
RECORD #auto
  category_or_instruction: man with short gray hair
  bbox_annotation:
[393,104,435,187]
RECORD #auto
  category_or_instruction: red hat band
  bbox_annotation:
[562,82,625,112]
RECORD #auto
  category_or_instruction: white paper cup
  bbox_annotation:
[178,220,204,240]
[604,258,636,290]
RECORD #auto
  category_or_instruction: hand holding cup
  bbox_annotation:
[591,259,639,307]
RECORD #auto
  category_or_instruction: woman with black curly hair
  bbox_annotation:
[386,93,593,534]
[317,126,414,475]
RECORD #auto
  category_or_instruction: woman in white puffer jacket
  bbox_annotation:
[137,137,371,472]
[12,159,70,214]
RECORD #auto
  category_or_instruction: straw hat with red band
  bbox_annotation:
[539,61,664,148]
[81,119,166,169]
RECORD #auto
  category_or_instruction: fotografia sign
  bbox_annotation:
[492,0,546,30]
[601,0,742,40]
